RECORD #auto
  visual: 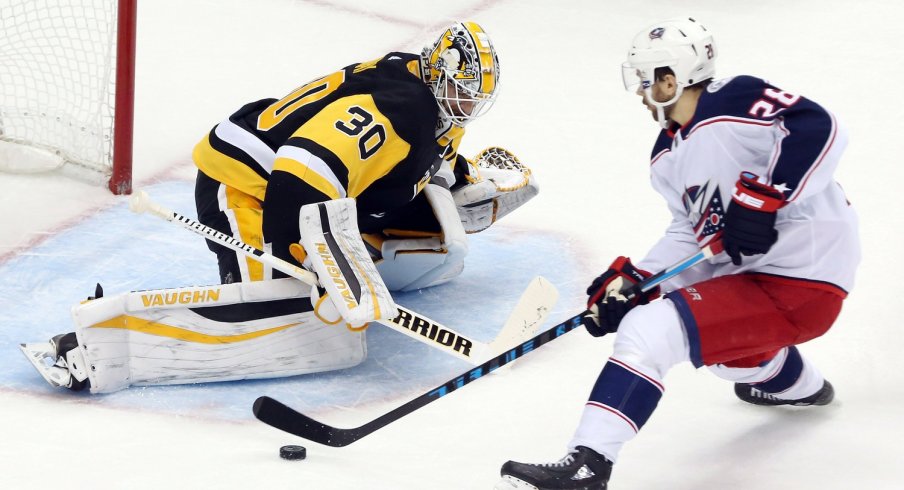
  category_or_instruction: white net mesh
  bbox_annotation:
[0,0,118,175]
[470,146,531,192]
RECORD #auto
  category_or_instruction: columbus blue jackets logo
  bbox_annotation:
[649,27,665,40]
[682,181,725,243]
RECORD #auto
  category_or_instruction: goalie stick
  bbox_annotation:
[252,242,723,447]
[129,190,552,364]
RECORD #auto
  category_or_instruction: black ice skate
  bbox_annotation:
[19,332,90,391]
[734,380,834,406]
[497,446,612,490]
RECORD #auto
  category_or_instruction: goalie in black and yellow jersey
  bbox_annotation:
[193,21,536,292]
[20,22,540,394]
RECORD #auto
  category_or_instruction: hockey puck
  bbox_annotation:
[279,445,307,460]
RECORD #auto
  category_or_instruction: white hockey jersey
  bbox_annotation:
[637,76,860,296]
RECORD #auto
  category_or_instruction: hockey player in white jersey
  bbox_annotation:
[498,17,860,490]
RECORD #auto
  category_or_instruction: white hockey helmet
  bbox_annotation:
[422,21,500,127]
[621,17,716,127]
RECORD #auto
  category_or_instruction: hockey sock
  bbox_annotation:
[749,346,825,400]
[569,357,665,462]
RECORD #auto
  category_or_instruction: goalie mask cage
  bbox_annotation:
[0,0,136,194]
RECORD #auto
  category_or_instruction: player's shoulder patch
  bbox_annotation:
[693,75,773,123]
[377,52,422,76]
[706,76,735,93]
[705,75,768,95]
[345,52,422,84]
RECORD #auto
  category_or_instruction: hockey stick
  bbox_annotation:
[252,242,722,446]
[128,190,551,364]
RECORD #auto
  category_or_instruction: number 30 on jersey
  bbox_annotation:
[334,106,386,160]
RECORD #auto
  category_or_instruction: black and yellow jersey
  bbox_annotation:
[193,52,466,265]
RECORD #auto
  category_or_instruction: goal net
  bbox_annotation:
[0,0,135,194]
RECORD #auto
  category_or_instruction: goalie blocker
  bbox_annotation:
[298,198,397,328]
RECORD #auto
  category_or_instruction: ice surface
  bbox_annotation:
[1,1,902,489]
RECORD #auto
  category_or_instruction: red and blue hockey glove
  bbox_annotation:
[723,171,785,266]
[582,257,659,337]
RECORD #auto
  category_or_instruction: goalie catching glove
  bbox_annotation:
[451,147,538,233]
[582,257,660,337]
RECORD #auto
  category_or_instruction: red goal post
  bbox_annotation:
[0,0,136,195]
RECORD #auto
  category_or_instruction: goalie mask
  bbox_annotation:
[422,21,500,127]
[621,17,716,128]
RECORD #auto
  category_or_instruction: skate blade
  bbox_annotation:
[19,342,69,388]
[494,476,539,490]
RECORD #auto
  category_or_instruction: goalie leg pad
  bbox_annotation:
[376,183,468,291]
[68,279,366,393]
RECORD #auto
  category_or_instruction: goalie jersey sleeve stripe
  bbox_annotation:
[274,144,348,199]
[216,118,278,174]
[193,129,270,201]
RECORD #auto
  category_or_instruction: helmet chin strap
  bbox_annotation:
[644,84,684,129]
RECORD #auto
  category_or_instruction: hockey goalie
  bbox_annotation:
[20,145,537,394]
[19,21,541,394]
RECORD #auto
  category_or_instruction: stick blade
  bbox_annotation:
[253,396,357,447]
[487,276,559,354]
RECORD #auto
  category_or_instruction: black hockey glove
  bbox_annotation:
[722,171,785,266]
[582,257,659,337]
